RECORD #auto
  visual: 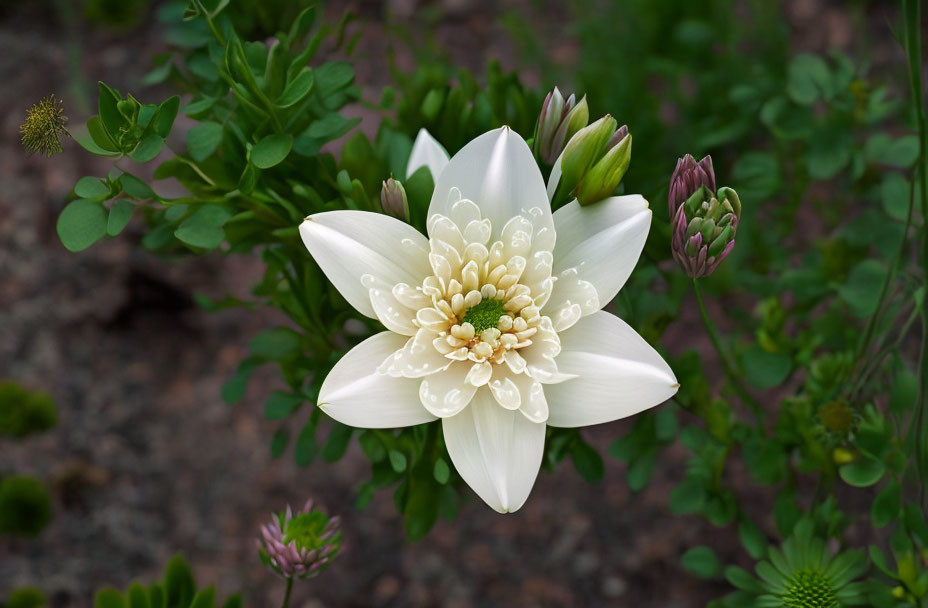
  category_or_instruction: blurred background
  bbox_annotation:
[0,0,913,606]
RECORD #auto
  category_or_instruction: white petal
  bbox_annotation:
[364,276,418,336]
[379,329,453,378]
[300,210,431,318]
[319,332,436,428]
[552,196,651,308]
[407,128,450,179]
[428,127,552,242]
[442,389,545,513]
[543,267,600,332]
[545,311,678,428]
[419,363,477,417]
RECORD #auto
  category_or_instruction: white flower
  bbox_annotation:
[300,127,678,513]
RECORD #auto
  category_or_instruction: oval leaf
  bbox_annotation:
[251,133,293,169]
[57,199,107,252]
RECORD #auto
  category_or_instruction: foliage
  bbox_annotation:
[0,587,45,608]
[93,554,242,608]
[0,381,58,439]
[0,475,52,538]
[38,0,928,601]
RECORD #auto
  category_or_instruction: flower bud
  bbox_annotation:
[549,116,633,208]
[669,154,715,217]
[534,87,589,164]
[575,129,631,206]
[671,185,740,278]
[380,177,409,222]
[257,498,341,580]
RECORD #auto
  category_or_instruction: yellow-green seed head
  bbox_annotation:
[20,95,68,157]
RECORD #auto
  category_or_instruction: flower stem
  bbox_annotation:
[281,577,294,608]
[692,279,764,421]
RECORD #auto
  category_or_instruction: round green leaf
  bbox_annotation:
[433,458,450,484]
[75,176,111,200]
[839,457,885,487]
[187,121,223,162]
[174,205,232,249]
[388,449,407,473]
[130,134,164,163]
[681,545,721,579]
[740,346,792,390]
[106,200,134,236]
[277,68,314,108]
[251,133,293,169]
[57,199,108,252]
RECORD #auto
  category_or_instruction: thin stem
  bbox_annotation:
[692,279,765,422]
[280,577,294,608]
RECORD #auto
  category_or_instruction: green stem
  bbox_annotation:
[280,577,293,608]
[692,279,764,421]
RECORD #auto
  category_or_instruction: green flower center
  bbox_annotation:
[283,511,331,552]
[462,298,508,333]
[783,570,838,608]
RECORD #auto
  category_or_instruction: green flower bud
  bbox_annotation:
[575,131,631,206]
[672,182,742,279]
[559,115,617,192]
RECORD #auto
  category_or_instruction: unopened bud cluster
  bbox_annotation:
[669,154,741,278]
[257,498,341,580]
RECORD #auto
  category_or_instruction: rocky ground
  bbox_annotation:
[0,0,886,606]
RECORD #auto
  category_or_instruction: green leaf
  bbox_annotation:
[787,54,832,105]
[865,134,920,168]
[154,96,180,138]
[86,115,120,153]
[626,448,657,491]
[669,478,706,515]
[265,391,302,420]
[314,61,354,99]
[98,82,125,140]
[271,427,289,459]
[838,260,885,318]
[174,205,232,249]
[738,518,768,559]
[75,176,111,199]
[404,478,439,541]
[890,367,918,414]
[294,422,318,467]
[277,68,315,107]
[106,200,134,236]
[306,114,361,141]
[570,439,604,482]
[222,357,260,404]
[94,589,127,608]
[839,457,885,487]
[881,172,911,221]
[251,133,293,169]
[681,545,721,579]
[119,173,156,199]
[321,422,352,462]
[163,555,195,608]
[184,97,218,117]
[404,166,435,233]
[126,584,149,608]
[388,449,407,473]
[249,328,301,360]
[433,458,450,484]
[190,587,216,608]
[187,121,223,162]
[871,480,901,527]
[130,134,165,163]
[740,346,791,390]
[57,199,107,252]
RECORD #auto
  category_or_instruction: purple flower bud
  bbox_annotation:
[257,498,342,580]
[534,87,589,164]
[668,154,716,218]
[671,186,740,279]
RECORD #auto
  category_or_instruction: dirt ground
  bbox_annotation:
[0,0,882,606]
